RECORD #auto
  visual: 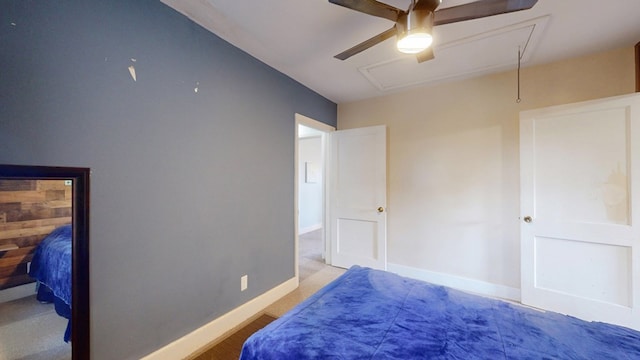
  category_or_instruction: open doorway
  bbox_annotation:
[294,114,334,282]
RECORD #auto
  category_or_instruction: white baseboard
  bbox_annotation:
[0,283,36,303]
[387,263,521,302]
[298,224,322,235]
[141,276,299,360]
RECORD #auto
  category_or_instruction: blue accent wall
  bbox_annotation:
[0,1,336,358]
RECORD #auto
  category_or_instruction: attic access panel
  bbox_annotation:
[359,16,549,92]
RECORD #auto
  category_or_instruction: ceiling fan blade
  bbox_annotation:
[329,0,403,22]
[334,26,397,60]
[416,47,435,63]
[433,0,538,26]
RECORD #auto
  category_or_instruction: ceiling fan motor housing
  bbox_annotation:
[415,0,442,12]
[397,0,441,36]
[396,9,434,37]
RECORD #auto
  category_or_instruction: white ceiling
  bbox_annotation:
[161,0,640,103]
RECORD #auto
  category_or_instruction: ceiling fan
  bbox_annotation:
[330,0,538,62]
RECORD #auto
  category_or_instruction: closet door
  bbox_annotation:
[520,93,640,330]
[329,125,387,270]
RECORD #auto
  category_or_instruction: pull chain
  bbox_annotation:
[516,46,522,103]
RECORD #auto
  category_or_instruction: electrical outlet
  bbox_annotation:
[241,275,248,291]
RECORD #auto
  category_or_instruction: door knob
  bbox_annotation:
[523,216,532,223]
[377,207,385,213]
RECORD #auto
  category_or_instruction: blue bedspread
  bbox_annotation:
[29,224,72,342]
[240,266,640,359]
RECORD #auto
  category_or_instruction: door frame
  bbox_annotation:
[294,113,335,280]
[0,164,90,359]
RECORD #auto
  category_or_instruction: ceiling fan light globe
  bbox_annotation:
[397,32,433,54]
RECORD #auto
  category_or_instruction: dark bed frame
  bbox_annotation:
[0,164,90,360]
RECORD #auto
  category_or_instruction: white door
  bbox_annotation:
[329,125,387,270]
[520,93,640,330]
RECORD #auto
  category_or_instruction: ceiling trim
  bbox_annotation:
[358,15,550,92]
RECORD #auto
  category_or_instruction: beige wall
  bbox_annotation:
[337,46,636,290]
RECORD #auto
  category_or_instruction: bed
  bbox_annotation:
[240,265,640,359]
[29,224,72,342]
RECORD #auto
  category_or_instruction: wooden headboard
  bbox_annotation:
[0,180,72,290]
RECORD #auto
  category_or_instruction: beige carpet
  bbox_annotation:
[190,314,277,360]
[264,265,345,317]
[264,229,345,317]
[188,229,345,359]
[0,295,71,360]
[189,263,346,360]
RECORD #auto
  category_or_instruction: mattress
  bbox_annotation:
[240,265,640,359]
